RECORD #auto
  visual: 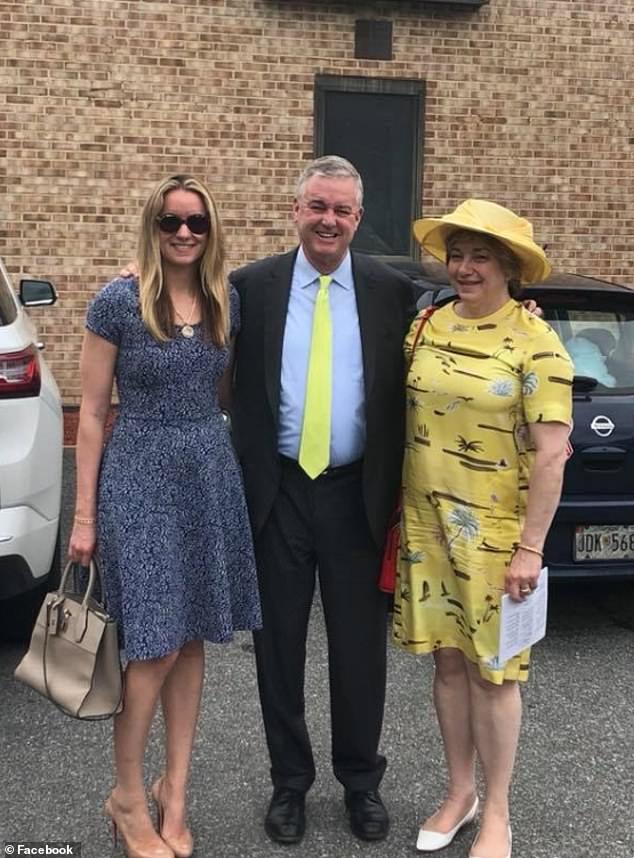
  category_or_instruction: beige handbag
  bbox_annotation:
[14,558,123,720]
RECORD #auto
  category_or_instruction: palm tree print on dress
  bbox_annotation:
[401,547,426,564]
[456,436,484,453]
[407,394,421,410]
[446,505,480,550]
[446,435,503,470]
[521,371,539,395]
[488,378,516,397]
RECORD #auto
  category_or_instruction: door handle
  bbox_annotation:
[580,445,626,470]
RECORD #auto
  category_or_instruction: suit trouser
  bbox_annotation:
[252,457,388,794]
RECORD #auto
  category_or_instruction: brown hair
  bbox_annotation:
[446,229,523,298]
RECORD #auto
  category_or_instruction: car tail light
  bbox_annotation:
[0,345,42,397]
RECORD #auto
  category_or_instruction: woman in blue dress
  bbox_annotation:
[69,174,261,858]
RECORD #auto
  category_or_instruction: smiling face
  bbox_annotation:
[157,188,209,271]
[446,231,514,317]
[293,174,362,274]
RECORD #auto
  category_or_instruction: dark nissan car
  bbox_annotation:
[395,262,634,581]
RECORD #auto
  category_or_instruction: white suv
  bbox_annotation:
[0,257,62,638]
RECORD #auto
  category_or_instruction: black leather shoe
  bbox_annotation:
[345,790,389,842]
[265,788,306,845]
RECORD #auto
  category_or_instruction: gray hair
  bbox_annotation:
[295,155,364,207]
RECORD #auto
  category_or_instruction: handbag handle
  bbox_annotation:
[58,558,105,643]
[406,306,437,374]
[58,557,103,603]
[42,558,123,720]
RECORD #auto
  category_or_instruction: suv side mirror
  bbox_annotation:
[19,279,57,307]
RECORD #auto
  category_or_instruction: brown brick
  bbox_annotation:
[2,0,633,403]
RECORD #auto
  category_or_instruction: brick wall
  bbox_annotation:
[2,0,633,402]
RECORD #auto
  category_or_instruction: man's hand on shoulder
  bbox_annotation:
[119,261,139,279]
[522,298,543,318]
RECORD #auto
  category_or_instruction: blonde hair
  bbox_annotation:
[137,174,228,346]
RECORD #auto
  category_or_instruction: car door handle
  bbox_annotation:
[580,446,626,470]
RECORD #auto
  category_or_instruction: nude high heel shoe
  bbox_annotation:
[104,793,175,858]
[150,777,194,858]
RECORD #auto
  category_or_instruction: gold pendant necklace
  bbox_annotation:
[173,294,198,338]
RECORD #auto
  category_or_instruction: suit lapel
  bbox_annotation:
[352,252,378,399]
[263,250,296,423]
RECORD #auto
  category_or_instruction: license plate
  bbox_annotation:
[574,525,634,561]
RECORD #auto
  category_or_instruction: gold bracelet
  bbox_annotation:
[515,543,543,558]
[74,515,97,525]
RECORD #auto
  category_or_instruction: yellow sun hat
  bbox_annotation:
[412,199,551,285]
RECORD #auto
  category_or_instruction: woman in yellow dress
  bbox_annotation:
[394,200,573,858]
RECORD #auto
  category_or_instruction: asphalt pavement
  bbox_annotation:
[1,451,633,858]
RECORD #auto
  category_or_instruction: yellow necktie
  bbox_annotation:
[298,275,332,479]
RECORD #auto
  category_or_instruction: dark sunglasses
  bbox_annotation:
[156,213,210,235]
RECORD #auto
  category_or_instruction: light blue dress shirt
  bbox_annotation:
[278,247,366,466]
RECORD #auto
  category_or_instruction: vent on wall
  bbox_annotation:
[355,20,393,61]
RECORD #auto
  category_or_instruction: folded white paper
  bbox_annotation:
[498,566,548,664]
[485,568,548,671]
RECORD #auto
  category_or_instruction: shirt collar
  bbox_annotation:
[295,246,353,291]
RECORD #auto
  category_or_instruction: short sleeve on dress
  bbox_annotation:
[86,278,130,345]
[522,326,574,425]
[229,284,241,338]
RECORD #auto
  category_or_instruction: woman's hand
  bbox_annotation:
[505,547,542,602]
[68,521,96,567]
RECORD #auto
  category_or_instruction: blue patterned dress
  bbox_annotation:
[86,277,261,661]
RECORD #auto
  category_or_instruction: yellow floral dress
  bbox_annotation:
[393,299,573,683]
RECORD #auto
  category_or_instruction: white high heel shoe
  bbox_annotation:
[470,825,512,858]
[416,796,479,852]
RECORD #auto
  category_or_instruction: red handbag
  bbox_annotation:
[378,307,436,594]
[378,506,402,593]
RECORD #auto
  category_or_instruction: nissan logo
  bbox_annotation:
[590,415,615,437]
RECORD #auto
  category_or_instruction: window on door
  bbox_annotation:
[314,75,425,261]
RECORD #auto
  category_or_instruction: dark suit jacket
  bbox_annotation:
[230,249,416,548]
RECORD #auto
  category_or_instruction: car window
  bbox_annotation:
[543,300,634,393]
[0,267,18,326]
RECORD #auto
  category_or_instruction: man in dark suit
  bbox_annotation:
[230,156,415,845]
